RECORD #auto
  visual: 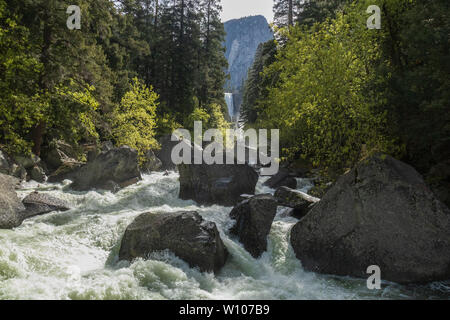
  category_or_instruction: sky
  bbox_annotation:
[220,0,274,23]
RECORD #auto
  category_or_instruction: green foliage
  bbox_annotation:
[185,103,229,135]
[256,3,402,176]
[112,78,159,163]
[376,0,450,172]
[241,40,278,124]
[0,0,42,153]
[0,0,228,158]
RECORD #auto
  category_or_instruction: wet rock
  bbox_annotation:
[179,162,259,206]
[47,160,85,183]
[0,173,25,229]
[155,135,179,171]
[290,153,450,284]
[119,211,228,273]
[0,150,27,180]
[29,165,47,183]
[14,154,40,170]
[263,168,297,189]
[427,159,450,208]
[229,194,277,258]
[69,146,141,191]
[141,150,162,173]
[274,186,320,219]
[42,140,77,171]
[22,191,70,219]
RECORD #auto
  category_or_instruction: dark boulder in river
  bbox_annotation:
[155,135,179,171]
[119,211,228,273]
[69,146,141,191]
[22,191,70,219]
[0,173,25,229]
[263,168,297,189]
[229,194,277,258]
[141,149,162,173]
[290,153,450,284]
[179,162,258,206]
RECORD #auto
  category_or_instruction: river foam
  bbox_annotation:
[0,172,449,300]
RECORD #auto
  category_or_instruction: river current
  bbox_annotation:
[1,172,449,300]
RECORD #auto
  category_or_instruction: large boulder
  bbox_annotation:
[47,160,85,183]
[290,154,450,284]
[0,150,27,180]
[29,165,47,183]
[119,211,228,273]
[275,186,320,219]
[14,154,41,170]
[427,159,450,208]
[229,194,277,258]
[179,162,259,206]
[0,173,25,229]
[263,168,297,189]
[42,140,77,171]
[22,191,70,219]
[141,150,162,173]
[69,146,141,191]
[154,135,179,171]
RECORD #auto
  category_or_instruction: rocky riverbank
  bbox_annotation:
[1,140,450,287]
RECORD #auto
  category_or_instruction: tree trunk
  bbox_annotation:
[288,0,293,26]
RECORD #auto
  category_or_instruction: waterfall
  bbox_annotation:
[225,93,234,118]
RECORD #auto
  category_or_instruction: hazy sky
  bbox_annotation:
[220,0,274,23]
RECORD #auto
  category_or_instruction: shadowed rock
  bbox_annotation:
[263,168,297,189]
[274,186,320,219]
[290,153,450,284]
[119,211,228,273]
[69,146,141,191]
[0,173,25,229]
[229,194,277,258]
[22,191,70,219]
[179,162,258,206]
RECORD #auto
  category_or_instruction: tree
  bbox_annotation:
[112,78,159,163]
[257,3,401,176]
[241,40,277,124]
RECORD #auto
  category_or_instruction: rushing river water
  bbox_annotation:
[0,172,449,300]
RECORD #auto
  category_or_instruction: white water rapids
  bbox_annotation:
[0,172,449,300]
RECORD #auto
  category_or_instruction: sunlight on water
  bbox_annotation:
[0,172,449,300]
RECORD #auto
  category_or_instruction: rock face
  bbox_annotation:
[290,154,450,284]
[47,160,84,183]
[0,150,27,180]
[119,211,228,273]
[229,194,277,258]
[427,160,450,208]
[224,15,273,92]
[178,162,259,206]
[275,186,320,219]
[22,191,70,219]
[141,150,162,173]
[154,135,179,171]
[29,165,46,183]
[0,173,25,229]
[69,146,141,191]
[263,168,297,189]
[42,140,77,171]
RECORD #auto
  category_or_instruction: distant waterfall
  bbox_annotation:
[225,93,234,118]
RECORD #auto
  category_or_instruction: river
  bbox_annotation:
[0,172,449,300]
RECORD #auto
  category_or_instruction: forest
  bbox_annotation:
[1,0,449,199]
[242,0,449,200]
[0,0,228,163]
